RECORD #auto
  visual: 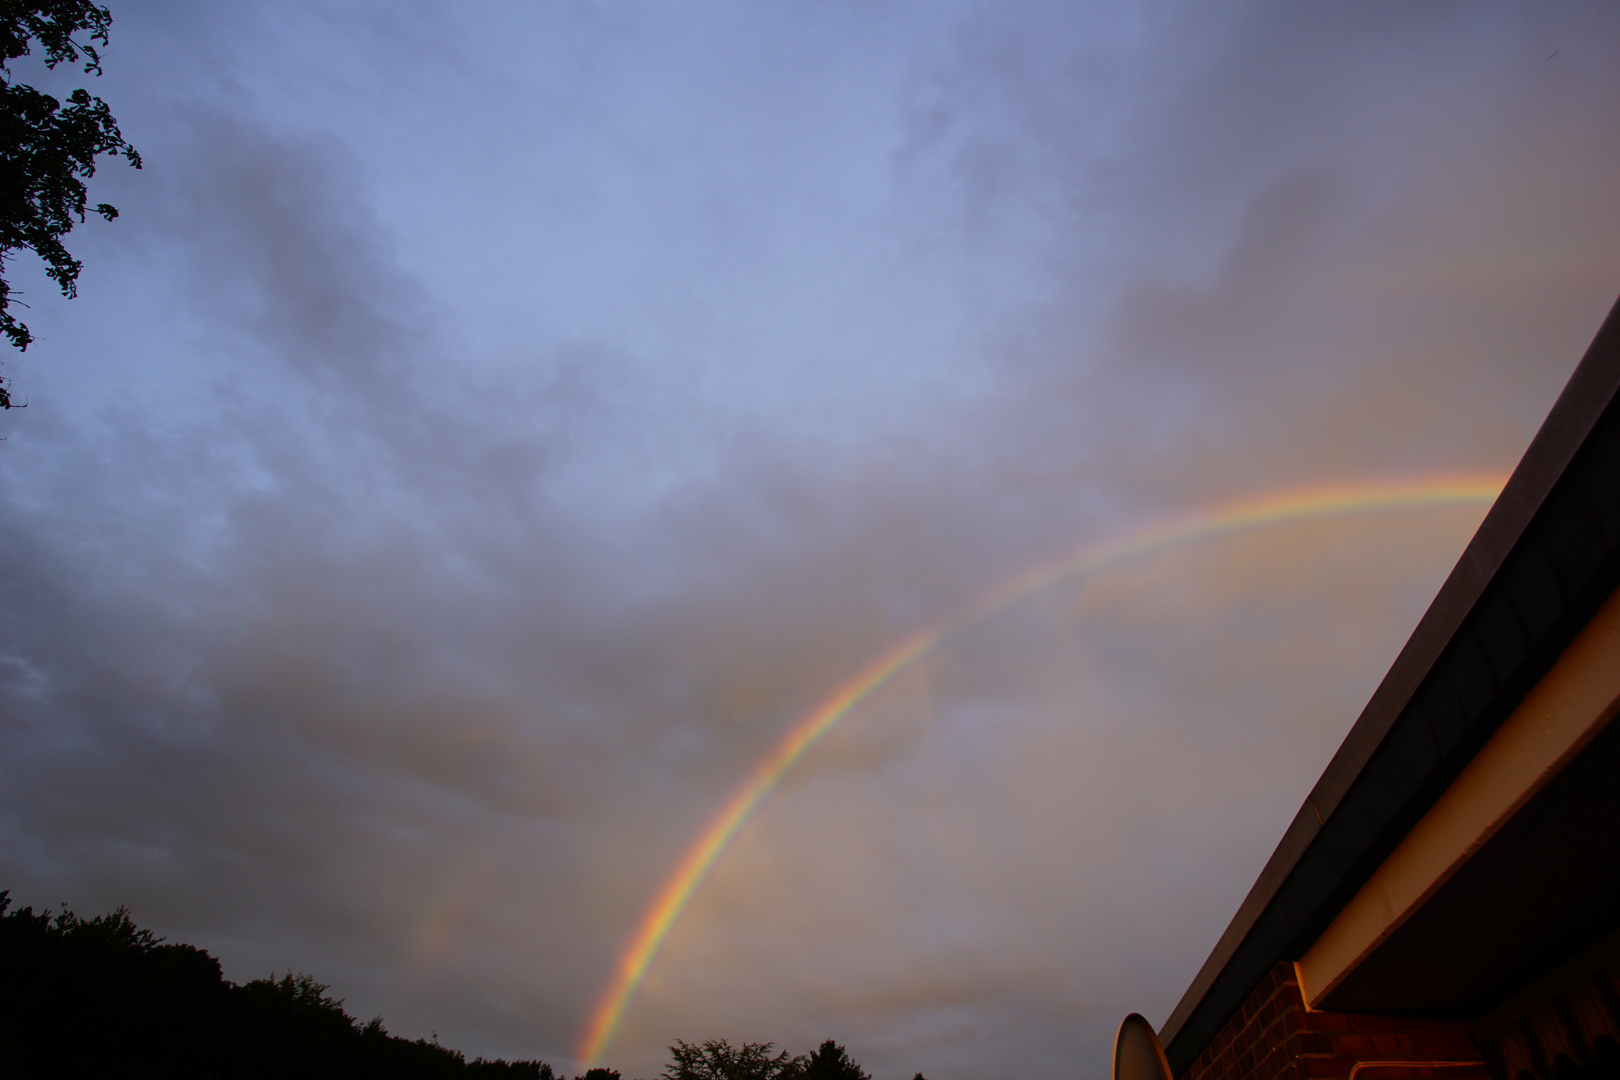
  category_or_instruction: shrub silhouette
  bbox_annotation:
[663,1039,805,1080]
[802,1041,871,1080]
[0,890,554,1079]
[661,1038,880,1080]
[2,890,907,1080]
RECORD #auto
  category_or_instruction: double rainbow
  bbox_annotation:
[577,472,1507,1066]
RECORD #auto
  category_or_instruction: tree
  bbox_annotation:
[0,891,557,1078]
[800,1042,870,1080]
[662,1040,804,1080]
[0,0,141,407]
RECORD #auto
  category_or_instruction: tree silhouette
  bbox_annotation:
[0,890,555,1078]
[0,0,142,406]
[801,1041,870,1080]
[662,1040,804,1080]
[3,889,908,1080]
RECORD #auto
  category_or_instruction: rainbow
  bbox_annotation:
[576,472,1507,1066]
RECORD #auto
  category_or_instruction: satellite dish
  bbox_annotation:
[1113,1013,1173,1080]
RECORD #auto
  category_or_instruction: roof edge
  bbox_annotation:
[1158,292,1620,1053]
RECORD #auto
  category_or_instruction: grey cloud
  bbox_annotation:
[3,3,1620,1079]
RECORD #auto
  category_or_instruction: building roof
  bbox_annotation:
[1159,294,1620,1075]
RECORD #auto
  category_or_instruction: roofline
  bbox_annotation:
[1158,292,1620,1070]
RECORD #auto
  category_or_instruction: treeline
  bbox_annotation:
[0,891,554,1079]
[657,1036,918,1080]
[0,892,917,1080]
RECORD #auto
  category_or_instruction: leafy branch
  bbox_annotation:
[0,0,141,407]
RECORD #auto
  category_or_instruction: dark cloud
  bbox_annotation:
[2,3,1619,1079]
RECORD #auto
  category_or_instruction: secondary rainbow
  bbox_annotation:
[576,472,1508,1066]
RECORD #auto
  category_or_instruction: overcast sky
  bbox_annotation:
[3,3,1619,1079]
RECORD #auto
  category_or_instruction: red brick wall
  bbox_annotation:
[1178,964,1489,1080]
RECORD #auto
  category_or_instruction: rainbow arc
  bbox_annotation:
[577,472,1507,1067]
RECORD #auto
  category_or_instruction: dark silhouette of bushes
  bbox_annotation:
[2,891,909,1080]
[660,1038,878,1080]
[801,1040,872,1080]
[0,891,555,1079]
[663,1039,804,1080]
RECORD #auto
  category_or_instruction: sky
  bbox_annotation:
[2,2,1619,1078]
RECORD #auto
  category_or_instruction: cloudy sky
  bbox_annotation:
[3,2,1619,1078]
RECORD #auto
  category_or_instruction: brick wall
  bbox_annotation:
[1178,964,1489,1080]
